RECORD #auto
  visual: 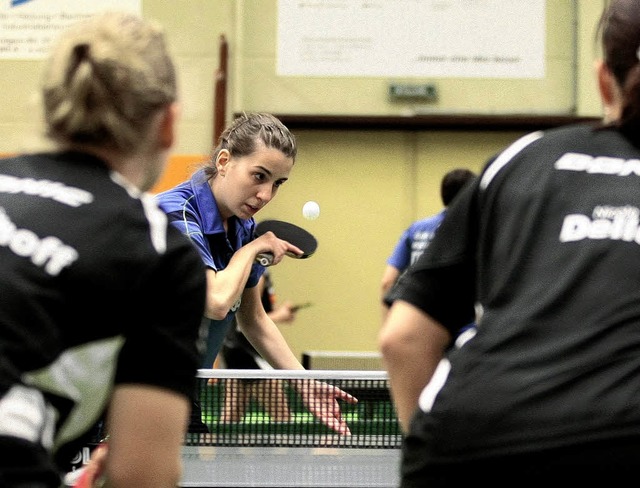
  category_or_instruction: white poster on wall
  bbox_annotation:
[0,0,142,60]
[277,0,545,79]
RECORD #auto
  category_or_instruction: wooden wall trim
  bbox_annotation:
[262,114,601,132]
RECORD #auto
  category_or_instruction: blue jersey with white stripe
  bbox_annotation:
[156,169,263,366]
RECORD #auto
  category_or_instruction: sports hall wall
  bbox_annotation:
[0,1,606,360]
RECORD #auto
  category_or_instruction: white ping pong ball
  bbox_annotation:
[302,201,320,220]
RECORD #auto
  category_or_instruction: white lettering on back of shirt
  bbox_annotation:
[559,206,640,244]
[0,207,78,275]
[0,175,93,207]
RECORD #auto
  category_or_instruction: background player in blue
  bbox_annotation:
[156,113,356,436]
[380,168,476,319]
[0,12,207,488]
[380,0,640,485]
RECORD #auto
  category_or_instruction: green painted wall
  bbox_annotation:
[0,1,606,360]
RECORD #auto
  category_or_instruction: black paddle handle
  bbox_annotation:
[256,252,274,266]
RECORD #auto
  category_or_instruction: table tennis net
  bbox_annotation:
[185,369,401,449]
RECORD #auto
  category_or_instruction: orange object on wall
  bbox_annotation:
[151,154,208,194]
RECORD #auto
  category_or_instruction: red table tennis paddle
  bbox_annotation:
[255,219,318,266]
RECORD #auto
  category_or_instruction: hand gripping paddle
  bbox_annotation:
[255,219,318,266]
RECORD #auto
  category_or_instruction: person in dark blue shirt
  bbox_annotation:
[380,168,476,320]
[156,113,356,436]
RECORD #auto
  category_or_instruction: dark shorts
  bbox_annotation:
[221,344,260,370]
[220,345,262,383]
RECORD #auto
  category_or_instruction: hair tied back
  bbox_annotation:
[67,43,90,84]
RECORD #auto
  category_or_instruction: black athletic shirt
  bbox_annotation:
[386,123,640,460]
[0,151,206,472]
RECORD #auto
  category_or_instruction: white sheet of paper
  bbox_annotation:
[277,0,545,79]
[0,0,142,60]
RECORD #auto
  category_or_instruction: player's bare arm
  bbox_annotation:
[379,300,450,432]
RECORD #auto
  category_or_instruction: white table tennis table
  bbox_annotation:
[181,445,400,487]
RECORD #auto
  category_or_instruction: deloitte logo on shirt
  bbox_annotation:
[560,205,640,243]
